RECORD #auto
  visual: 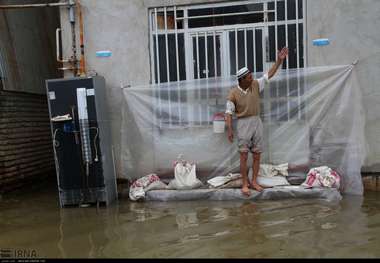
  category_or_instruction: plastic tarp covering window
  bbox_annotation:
[121,65,367,195]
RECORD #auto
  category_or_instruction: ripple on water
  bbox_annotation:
[321,222,337,230]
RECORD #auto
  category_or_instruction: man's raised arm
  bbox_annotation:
[267,47,289,79]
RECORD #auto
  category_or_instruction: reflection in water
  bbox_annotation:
[1,187,380,258]
[210,207,230,222]
[57,207,118,258]
[176,212,199,229]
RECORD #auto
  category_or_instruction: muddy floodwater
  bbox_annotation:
[1,182,380,258]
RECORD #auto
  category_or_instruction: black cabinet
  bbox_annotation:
[46,76,117,207]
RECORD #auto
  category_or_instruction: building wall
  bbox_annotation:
[306,0,380,171]
[60,0,227,178]
[0,1,60,192]
[59,0,380,176]
[0,89,55,193]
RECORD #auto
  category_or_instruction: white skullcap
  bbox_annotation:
[236,67,250,80]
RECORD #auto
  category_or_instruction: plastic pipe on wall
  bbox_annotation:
[56,28,69,63]
[0,2,71,9]
[1,1,87,77]
[77,0,86,76]
[0,1,78,75]
[69,1,78,76]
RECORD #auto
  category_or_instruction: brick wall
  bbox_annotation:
[0,89,55,193]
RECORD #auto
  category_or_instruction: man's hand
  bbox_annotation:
[277,47,289,61]
[228,129,234,143]
[268,47,289,79]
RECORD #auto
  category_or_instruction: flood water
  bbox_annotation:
[1,181,380,258]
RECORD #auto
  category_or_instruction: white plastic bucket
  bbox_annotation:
[213,120,225,133]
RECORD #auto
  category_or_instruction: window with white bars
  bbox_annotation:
[149,0,306,125]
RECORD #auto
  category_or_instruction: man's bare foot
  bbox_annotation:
[251,182,264,192]
[241,186,251,196]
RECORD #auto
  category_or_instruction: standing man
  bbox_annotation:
[225,47,288,196]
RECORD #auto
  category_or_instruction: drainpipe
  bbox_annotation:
[77,0,86,76]
[69,0,78,76]
[0,2,71,9]
[0,1,83,77]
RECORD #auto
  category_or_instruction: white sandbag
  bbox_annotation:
[248,168,290,187]
[259,163,289,177]
[168,160,203,190]
[207,173,241,188]
[216,175,290,189]
[301,166,341,189]
[129,187,145,201]
[144,180,168,192]
[218,178,243,188]
[257,176,290,188]
[129,174,167,201]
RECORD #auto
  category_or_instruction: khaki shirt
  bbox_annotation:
[226,74,268,118]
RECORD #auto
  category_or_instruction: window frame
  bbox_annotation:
[149,0,307,125]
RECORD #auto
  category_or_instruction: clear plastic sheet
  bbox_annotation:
[121,65,367,195]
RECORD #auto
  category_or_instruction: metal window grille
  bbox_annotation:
[149,0,306,126]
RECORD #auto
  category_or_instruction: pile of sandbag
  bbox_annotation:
[206,164,341,190]
[129,163,341,201]
[207,163,291,189]
[129,156,203,201]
